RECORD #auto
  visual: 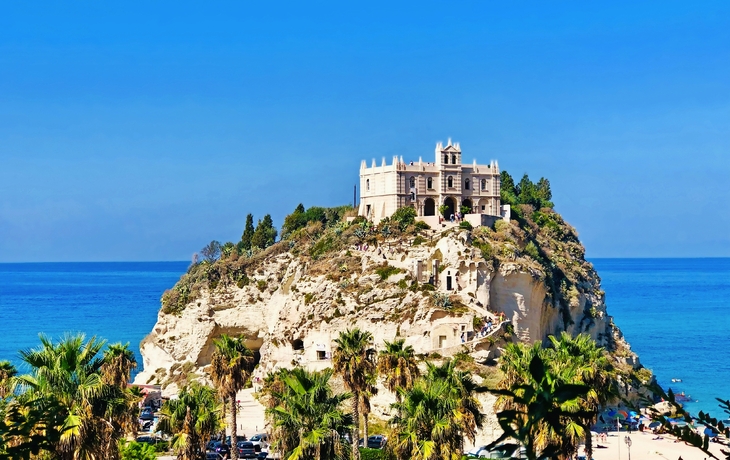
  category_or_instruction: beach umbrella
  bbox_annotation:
[648,421,661,429]
[606,409,618,418]
[618,410,629,418]
[704,427,718,437]
[615,412,627,421]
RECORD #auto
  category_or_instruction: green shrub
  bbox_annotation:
[304,292,316,305]
[119,440,157,460]
[412,236,425,246]
[236,275,250,288]
[523,241,541,261]
[473,241,493,260]
[419,283,435,292]
[153,441,170,453]
[360,447,389,460]
[391,206,417,229]
[459,221,473,230]
[414,220,431,230]
[375,264,402,280]
[257,279,267,291]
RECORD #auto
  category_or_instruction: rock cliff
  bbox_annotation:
[135,205,640,441]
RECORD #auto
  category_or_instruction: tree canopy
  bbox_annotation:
[501,171,553,210]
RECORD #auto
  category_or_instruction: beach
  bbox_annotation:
[590,430,724,460]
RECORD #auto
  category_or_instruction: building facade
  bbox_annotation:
[358,140,502,224]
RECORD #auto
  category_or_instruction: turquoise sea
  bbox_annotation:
[0,259,728,417]
[0,262,189,375]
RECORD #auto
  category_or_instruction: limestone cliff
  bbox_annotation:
[136,206,639,401]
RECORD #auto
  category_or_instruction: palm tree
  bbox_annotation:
[333,329,375,460]
[390,378,468,460]
[359,376,378,445]
[265,367,352,460]
[377,339,419,402]
[158,382,222,460]
[16,333,128,460]
[547,333,617,460]
[210,334,255,460]
[495,338,610,459]
[102,342,137,388]
[489,352,589,460]
[101,342,142,439]
[425,359,485,447]
[0,361,17,399]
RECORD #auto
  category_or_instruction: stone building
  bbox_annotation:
[358,139,505,225]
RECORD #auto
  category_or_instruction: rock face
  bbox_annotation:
[135,212,639,444]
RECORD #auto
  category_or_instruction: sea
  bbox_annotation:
[0,259,728,417]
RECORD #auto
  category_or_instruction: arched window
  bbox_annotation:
[444,154,448,164]
[427,177,433,189]
[409,176,415,188]
[366,179,370,191]
[465,178,470,190]
[447,176,453,188]
[481,179,487,191]
[451,154,457,164]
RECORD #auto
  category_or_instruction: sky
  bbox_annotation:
[1,1,729,262]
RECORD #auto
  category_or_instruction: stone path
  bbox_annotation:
[234,387,267,439]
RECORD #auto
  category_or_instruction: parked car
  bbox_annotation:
[237,441,258,459]
[366,435,386,449]
[249,433,269,448]
[466,444,525,459]
[215,441,231,457]
[139,408,155,421]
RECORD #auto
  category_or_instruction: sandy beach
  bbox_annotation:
[589,430,725,460]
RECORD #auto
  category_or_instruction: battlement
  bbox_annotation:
[358,139,504,224]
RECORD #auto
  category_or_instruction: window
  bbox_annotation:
[316,350,326,360]
[409,176,415,188]
[481,205,485,211]
[444,154,448,163]
[366,179,370,191]
[447,176,453,187]
[427,177,433,189]
[481,179,487,191]
[465,179,470,190]
[451,154,456,164]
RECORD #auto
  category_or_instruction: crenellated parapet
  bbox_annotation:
[358,139,505,225]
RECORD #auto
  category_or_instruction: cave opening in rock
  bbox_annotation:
[291,339,304,351]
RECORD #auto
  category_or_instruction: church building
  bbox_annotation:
[358,139,506,226]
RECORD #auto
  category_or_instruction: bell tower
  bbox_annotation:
[435,138,461,165]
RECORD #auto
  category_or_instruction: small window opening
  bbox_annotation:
[427,177,433,189]
[316,350,326,360]
[447,176,453,188]
[481,179,487,191]
[465,179,470,190]
[409,176,415,188]
[366,179,370,191]
[451,154,456,164]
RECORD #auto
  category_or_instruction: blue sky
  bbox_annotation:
[1,1,728,262]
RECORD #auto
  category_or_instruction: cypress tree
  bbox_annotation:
[240,214,255,250]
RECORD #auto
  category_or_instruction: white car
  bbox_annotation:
[467,444,525,459]
[249,433,269,449]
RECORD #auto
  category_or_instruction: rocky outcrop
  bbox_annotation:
[135,211,640,446]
